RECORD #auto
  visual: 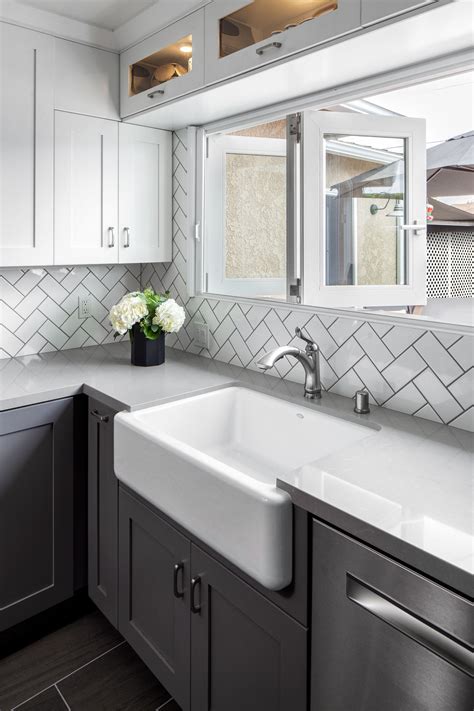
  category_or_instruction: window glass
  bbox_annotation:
[323,134,407,286]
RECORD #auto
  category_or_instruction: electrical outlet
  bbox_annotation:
[78,295,91,319]
[194,321,209,349]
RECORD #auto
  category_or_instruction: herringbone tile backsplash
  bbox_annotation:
[0,130,472,431]
[0,264,141,357]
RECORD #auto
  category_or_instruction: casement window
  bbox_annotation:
[199,109,427,309]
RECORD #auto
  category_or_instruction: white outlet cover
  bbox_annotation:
[78,295,90,319]
[194,321,209,349]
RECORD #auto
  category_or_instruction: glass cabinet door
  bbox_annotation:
[120,11,204,118]
[204,0,361,85]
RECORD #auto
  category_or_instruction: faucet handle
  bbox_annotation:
[295,326,317,351]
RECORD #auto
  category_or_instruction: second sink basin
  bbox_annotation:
[114,385,375,589]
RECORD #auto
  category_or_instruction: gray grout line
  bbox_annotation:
[55,685,71,711]
[11,640,127,710]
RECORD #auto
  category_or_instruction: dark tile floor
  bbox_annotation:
[0,609,182,711]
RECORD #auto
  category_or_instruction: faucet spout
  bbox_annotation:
[256,330,322,400]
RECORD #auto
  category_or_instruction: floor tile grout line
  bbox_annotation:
[54,685,71,711]
[10,640,127,710]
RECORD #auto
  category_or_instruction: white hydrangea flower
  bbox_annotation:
[152,298,185,333]
[109,292,148,335]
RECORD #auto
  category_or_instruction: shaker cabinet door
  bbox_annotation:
[88,399,119,627]
[118,489,191,711]
[54,111,119,265]
[119,123,172,264]
[190,544,308,711]
[0,399,74,631]
[0,23,54,267]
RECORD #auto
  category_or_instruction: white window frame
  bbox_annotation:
[205,133,287,299]
[302,111,427,307]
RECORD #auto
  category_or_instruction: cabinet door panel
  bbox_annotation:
[119,124,172,263]
[120,10,205,118]
[204,0,361,86]
[54,39,119,120]
[119,490,191,711]
[311,521,472,711]
[54,111,118,265]
[88,399,118,626]
[0,23,54,267]
[191,544,307,711]
[0,399,74,630]
[362,0,437,25]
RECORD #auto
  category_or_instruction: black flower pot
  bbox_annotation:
[130,324,165,367]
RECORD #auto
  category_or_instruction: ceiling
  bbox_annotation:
[11,0,187,30]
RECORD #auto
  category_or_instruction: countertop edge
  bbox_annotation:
[277,479,473,600]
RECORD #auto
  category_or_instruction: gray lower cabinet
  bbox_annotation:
[118,488,308,711]
[0,398,74,631]
[118,489,191,711]
[190,544,308,711]
[87,398,119,626]
[311,520,473,711]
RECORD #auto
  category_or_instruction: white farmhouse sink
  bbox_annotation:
[114,386,375,589]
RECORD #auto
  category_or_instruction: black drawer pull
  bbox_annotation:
[173,562,185,599]
[90,410,109,423]
[191,576,201,614]
[347,575,473,677]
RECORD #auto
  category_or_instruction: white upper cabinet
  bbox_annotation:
[119,124,172,264]
[361,0,438,25]
[54,39,120,120]
[120,10,205,118]
[54,112,119,265]
[204,0,362,86]
[0,23,54,267]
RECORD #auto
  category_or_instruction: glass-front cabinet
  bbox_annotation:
[204,0,361,85]
[120,11,205,117]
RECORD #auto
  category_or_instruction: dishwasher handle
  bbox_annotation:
[346,575,473,676]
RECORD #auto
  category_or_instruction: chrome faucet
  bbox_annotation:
[256,327,322,399]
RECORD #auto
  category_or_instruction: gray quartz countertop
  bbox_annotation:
[1,342,472,597]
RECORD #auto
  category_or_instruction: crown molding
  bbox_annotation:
[0,0,210,52]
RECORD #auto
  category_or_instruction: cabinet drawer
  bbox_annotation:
[120,10,204,118]
[311,520,473,711]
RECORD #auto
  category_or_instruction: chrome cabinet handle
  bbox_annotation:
[347,575,472,676]
[173,562,185,599]
[147,89,165,99]
[191,576,201,613]
[90,410,109,423]
[256,41,282,56]
[108,226,115,248]
[123,227,131,248]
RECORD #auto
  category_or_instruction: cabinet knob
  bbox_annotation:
[191,576,201,613]
[256,41,282,56]
[147,89,165,99]
[123,227,131,248]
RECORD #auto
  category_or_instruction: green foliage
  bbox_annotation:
[140,288,170,341]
